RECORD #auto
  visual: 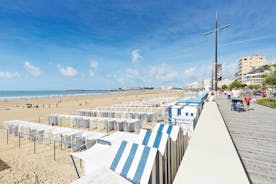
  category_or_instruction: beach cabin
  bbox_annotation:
[110,141,159,184]
[71,141,160,184]
[167,105,184,124]
[153,123,188,180]
[180,105,199,137]
[177,92,208,111]
[168,104,199,137]
[136,129,171,184]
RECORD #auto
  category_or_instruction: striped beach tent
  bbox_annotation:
[71,167,131,184]
[153,123,189,181]
[137,129,170,184]
[110,141,159,184]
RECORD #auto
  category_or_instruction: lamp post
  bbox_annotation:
[204,12,230,91]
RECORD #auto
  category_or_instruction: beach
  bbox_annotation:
[0,89,183,184]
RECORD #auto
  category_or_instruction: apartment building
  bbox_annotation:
[243,63,276,85]
[236,55,267,82]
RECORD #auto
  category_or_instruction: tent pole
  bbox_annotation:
[70,155,80,178]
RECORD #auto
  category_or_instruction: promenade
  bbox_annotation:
[173,102,249,184]
[216,96,276,184]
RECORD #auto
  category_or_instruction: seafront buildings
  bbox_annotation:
[236,55,267,82]
[186,55,274,89]
[243,63,276,85]
[218,78,234,87]
[184,79,211,90]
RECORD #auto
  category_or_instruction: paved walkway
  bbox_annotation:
[173,102,249,184]
[216,96,276,184]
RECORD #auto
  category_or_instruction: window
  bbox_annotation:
[177,109,181,116]
[185,112,188,116]
[191,113,194,117]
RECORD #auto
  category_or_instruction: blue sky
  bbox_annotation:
[0,0,276,90]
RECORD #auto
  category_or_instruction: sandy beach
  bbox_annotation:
[0,89,184,184]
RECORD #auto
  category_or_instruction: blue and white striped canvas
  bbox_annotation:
[137,129,169,155]
[110,141,157,184]
[153,123,181,142]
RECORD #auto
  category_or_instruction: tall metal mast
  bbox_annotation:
[204,12,230,91]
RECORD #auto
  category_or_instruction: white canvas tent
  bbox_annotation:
[96,131,138,146]
[3,120,105,150]
[48,114,142,133]
[70,132,139,176]
[71,144,118,176]
[76,109,158,123]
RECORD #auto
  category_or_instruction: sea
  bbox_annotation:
[0,90,125,100]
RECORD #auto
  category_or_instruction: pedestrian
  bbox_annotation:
[207,92,215,102]
[231,87,240,98]
[244,94,251,111]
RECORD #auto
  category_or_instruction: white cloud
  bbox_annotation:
[131,49,143,64]
[24,61,42,76]
[184,67,196,77]
[113,63,179,86]
[89,61,98,77]
[0,72,20,78]
[57,65,78,77]
[126,68,140,79]
[148,63,177,83]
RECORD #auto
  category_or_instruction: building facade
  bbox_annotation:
[236,55,267,82]
[218,78,234,88]
[243,63,276,85]
[184,79,211,91]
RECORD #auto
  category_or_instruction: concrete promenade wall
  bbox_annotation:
[173,102,250,184]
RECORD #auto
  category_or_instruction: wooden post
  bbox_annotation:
[34,137,36,154]
[60,135,63,150]
[6,129,8,144]
[54,141,56,161]
[19,132,21,148]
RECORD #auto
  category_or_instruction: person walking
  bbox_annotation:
[231,87,241,111]
[244,94,252,111]
[231,87,240,98]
